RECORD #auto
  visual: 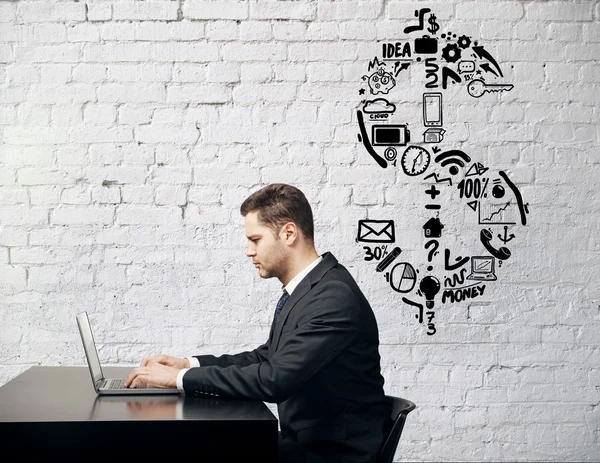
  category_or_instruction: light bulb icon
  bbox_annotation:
[419,276,440,309]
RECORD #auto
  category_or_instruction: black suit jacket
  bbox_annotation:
[183,253,388,462]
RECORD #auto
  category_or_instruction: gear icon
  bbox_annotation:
[441,43,462,63]
[457,35,471,49]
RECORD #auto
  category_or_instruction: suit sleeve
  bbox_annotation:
[182,281,359,402]
[193,342,269,368]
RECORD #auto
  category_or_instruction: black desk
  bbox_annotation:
[0,366,278,460]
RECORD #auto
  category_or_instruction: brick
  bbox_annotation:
[206,63,240,83]
[97,265,128,288]
[184,2,248,20]
[99,22,135,41]
[457,2,524,19]
[52,205,114,225]
[73,63,107,82]
[0,3,17,23]
[169,21,206,41]
[17,2,87,23]
[61,185,91,205]
[150,166,193,185]
[306,21,339,40]
[117,105,154,125]
[239,21,272,41]
[166,84,230,104]
[240,63,272,82]
[273,63,306,82]
[87,3,112,22]
[273,22,307,41]
[83,43,153,63]
[222,43,287,61]
[152,42,219,62]
[67,23,101,43]
[136,124,199,145]
[83,104,117,124]
[113,1,179,21]
[583,24,600,43]
[116,205,181,225]
[88,167,149,186]
[193,165,260,185]
[97,84,166,103]
[250,1,316,20]
[122,185,154,204]
[0,265,26,294]
[527,2,593,21]
[318,1,383,20]
[205,21,239,41]
[92,185,121,205]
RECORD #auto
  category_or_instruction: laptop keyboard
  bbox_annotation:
[107,379,127,389]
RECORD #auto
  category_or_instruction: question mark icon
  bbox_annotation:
[425,240,439,271]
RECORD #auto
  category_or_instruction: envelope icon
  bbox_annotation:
[357,220,395,243]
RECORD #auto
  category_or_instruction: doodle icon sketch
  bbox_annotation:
[357,220,395,243]
[467,256,497,281]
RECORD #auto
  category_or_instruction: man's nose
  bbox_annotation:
[246,246,256,257]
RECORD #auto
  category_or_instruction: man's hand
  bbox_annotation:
[140,354,190,369]
[125,363,180,389]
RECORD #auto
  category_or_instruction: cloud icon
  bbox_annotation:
[363,98,396,114]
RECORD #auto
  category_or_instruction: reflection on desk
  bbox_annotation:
[91,395,248,421]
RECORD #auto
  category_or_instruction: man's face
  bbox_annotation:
[244,211,289,280]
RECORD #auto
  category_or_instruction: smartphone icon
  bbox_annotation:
[423,93,442,127]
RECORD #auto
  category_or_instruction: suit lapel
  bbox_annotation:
[270,253,338,353]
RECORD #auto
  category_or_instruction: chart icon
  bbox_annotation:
[388,262,417,293]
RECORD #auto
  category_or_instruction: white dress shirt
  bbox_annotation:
[176,255,323,391]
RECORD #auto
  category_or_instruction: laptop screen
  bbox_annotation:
[77,312,104,386]
[472,257,494,273]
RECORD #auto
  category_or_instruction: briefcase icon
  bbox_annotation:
[357,220,395,243]
[414,35,437,54]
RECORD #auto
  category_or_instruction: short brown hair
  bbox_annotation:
[240,184,314,243]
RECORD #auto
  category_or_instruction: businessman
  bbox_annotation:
[126,183,389,462]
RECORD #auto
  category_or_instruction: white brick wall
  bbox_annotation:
[0,1,599,461]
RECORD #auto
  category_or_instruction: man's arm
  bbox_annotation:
[181,281,359,402]
[193,342,269,368]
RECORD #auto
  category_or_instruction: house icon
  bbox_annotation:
[423,217,444,238]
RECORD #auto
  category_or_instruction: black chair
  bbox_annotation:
[378,395,416,463]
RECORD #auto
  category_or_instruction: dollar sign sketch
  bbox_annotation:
[427,14,440,35]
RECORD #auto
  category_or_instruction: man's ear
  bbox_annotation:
[281,222,298,243]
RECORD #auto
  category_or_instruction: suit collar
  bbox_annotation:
[270,252,338,352]
[284,255,323,296]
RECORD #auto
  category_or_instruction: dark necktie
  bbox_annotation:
[273,290,290,326]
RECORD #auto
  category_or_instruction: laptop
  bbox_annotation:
[467,256,497,281]
[77,311,181,395]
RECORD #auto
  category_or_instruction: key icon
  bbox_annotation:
[467,79,514,98]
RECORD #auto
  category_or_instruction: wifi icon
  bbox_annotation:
[434,150,472,175]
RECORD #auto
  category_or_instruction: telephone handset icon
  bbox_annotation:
[480,229,511,260]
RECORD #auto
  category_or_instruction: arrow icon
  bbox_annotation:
[480,62,499,77]
[497,225,515,244]
[394,61,410,77]
[472,46,503,77]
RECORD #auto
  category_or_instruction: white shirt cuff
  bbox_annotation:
[177,358,200,391]
[176,368,189,391]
